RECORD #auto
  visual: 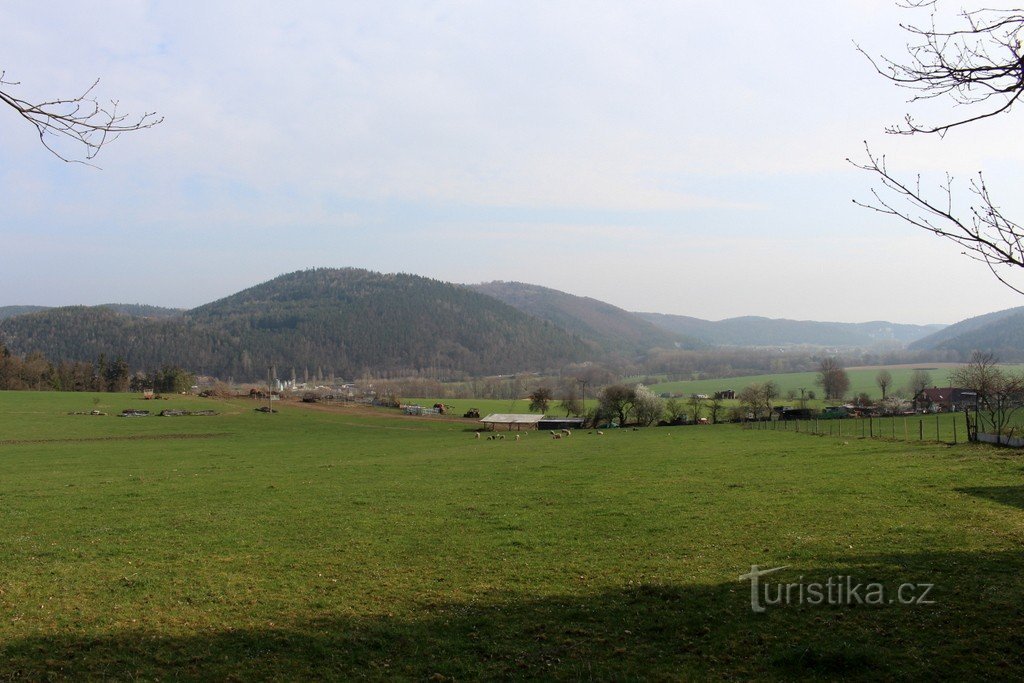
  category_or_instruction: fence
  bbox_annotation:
[742,413,970,445]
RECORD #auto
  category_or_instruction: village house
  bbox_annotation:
[913,387,975,413]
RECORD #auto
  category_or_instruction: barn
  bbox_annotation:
[479,414,546,431]
[537,417,586,431]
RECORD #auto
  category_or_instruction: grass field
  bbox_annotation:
[646,364,985,400]
[2,391,1023,679]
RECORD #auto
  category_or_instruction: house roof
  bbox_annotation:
[479,413,545,424]
[918,387,974,403]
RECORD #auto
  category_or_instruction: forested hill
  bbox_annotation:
[909,306,1024,360]
[469,281,706,355]
[637,312,944,347]
[0,269,591,379]
[0,305,49,320]
[0,304,183,321]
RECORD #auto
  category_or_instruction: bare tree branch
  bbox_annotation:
[857,3,1024,136]
[854,3,1024,297]
[849,143,1024,295]
[0,69,162,166]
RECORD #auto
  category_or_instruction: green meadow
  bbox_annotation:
[646,364,983,400]
[1,391,1023,679]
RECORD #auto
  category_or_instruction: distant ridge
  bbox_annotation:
[469,281,706,355]
[0,268,969,379]
[0,269,590,379]
[909,306,1024,359]
[0,305,49,320]
[0,303,183,321]
[637,312,943,348]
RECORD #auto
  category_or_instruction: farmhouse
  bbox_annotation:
[479,413,545,431]
[913,387,975,413]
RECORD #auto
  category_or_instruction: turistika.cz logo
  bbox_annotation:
[739,565,936,613]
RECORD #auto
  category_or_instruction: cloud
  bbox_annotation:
[2,0,1023,324]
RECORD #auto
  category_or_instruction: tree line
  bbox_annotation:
[0,344,194,393]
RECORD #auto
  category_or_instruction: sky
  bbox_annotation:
[2,0,1024,325]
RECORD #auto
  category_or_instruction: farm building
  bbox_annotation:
[537,417,586,431]
[479,414,545,431]
[913,387,975,413]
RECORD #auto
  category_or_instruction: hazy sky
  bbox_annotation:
[3,0,1023,325]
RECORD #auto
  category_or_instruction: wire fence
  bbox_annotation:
[741,412,969,445]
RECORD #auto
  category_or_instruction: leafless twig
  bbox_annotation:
[0,69,162,166]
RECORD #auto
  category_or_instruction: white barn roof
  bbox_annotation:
[479,413,545,425]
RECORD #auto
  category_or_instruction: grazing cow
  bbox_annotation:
[561,428,572,437]
[596,430,604,435]
[475,432,480,439]
[552,434,562,440]
[515,434,521,441]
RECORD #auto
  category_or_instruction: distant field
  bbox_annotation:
[1,391,1023,678]
[648,364,987,400]
[403,397,598,417]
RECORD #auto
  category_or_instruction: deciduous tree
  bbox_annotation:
[528,386,553,413]
[633,384,664,426]
[909,368,933,396]
[817,358,850,400]
[951,351,1024,443]
[598,384,636,427]
[876,369,893,399]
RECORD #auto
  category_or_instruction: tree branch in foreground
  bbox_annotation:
[0,70,162,166]
[849,143,1024,295]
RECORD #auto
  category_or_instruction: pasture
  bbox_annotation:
[646,364,978,400]
[1,391,1023,679]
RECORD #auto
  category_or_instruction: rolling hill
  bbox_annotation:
[0,304,183,321]
[637,312,944,348]
[909,306,1024,359]
[469,281,706,355]
[0,269,590,379]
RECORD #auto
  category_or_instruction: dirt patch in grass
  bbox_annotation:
[0,433,232,447]
[292,399,476,426]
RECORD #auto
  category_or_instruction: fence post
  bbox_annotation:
[919,419,923,440]
[869,417,874,439]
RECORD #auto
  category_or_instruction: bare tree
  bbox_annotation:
[762,381,780,416]
[951,351,1024,442]
[737,385,764,420]
[557,388,584,417]
[707,395,724,424]
[853,3,1024,292]
[598,384,636,427]
[664,397,686,423]
[876,369,894,399]
[908,367,933,396]
[816,358,850,400]
[0,69,162,165]
[686,394,706,423]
